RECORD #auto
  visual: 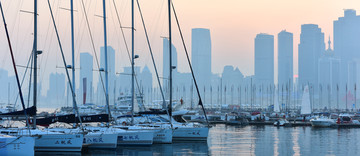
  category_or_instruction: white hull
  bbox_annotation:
[116,115,209,142]
[48,128,117,149]
[117,130,154,145]
[34,133,83,152]
[117,125,173,144]
[83,132,117,149]
[173,127,209,141]
[153,128,172,144]
[0,129,83,152]
[273,120,289,126]
[0,135,35,156]
[84,127,154,146]
[310,120,335,127]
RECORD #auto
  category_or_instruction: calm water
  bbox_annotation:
[36,124,360,156]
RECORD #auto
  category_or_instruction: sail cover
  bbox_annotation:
[36,114,109,127]
[0,106,36,116]
[36,114,75,127]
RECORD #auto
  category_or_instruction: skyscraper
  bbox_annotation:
[139,66,153,103]
[79,52,93,104]
[254,33,274,85]
[334,9,360,88]
[191,28,212,90]
[278,30,293,87]
[47,73,65,103]
[298,24,325,89]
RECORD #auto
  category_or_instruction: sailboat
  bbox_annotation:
[80,0,154,146]
[45,0,119,149]
[108,0,174,144]
[301,85,312,115]
[164,0,209,141]
[115,0,210,142]
[274,89,280,113]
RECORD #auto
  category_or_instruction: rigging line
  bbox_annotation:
[136,0,166,109]
[80,0,112,120]
[0,1,31,133]
[75,1,90,61]
[150,0,166,43]
[112,0,131,64]
[111,0,143,103]
[40,0,57,85]
[171,1,209,125]
[27,50,34,108]
[47,0,83,129]
[13,50,33,108]
[13,0,27,58]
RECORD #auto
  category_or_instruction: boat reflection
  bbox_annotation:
[80,142,209,156]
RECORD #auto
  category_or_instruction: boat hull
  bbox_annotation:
[34,133,83,152]
[0,135,35,156]
[153,128,172,144]
[173,127,209,141]
[273,120,289,126]
[310,120,335,127]
[117,131,154,145]
[84,132,117,149]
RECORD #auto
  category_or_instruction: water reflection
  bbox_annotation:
[35,125,360,156]
[209,124,360,156]
[80,142,209,156]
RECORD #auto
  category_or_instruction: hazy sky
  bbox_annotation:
[0,0,360,94]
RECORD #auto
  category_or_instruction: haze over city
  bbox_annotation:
[1,0,360,109]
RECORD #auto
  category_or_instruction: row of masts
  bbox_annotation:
[28,0,175,127]
[135,82,358,112]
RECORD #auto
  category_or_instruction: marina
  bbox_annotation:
[1,0,360,155]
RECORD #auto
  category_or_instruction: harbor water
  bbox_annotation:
[35,124,360,156]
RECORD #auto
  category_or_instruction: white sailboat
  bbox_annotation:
[301,85,312,115]
[274,90,280,113]
[162,0,210,141]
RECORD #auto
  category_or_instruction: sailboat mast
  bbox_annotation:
[168,0,173,116]
[103,0,111,123]
[71,0,76,116]
[131,0,135,125]
[33,0,38,128]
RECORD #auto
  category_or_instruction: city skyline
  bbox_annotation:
[1,1,360,108]
[1,1,359,80]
